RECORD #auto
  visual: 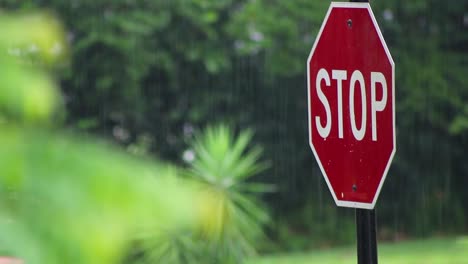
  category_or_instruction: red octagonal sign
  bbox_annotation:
[307,2,395,209]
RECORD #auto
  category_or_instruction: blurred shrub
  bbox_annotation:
[0,128,197,264]
[0,11,199,264]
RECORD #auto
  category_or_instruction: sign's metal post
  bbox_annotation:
[349,0,378,263]
[356,209,378,264]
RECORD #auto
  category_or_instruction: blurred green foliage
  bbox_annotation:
[0,127,197,264]
[2,0,467,252]
[0,11,199,264]
[0,12,64,123]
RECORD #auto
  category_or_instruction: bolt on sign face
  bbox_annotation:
[307,2,396,209]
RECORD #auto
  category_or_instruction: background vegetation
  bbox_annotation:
[248,237,468,264]
[0,0,467,261]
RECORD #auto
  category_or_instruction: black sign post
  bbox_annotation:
[356,209,378,263]
[350,1,378,264]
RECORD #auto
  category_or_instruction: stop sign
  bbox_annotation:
[307,2,395,209]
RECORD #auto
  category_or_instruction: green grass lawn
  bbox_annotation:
[248,237,468,264]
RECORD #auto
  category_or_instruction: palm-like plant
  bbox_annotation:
[188,125,272,263]
[133,125,272,264]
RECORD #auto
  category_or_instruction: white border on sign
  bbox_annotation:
[306,2,396,210]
